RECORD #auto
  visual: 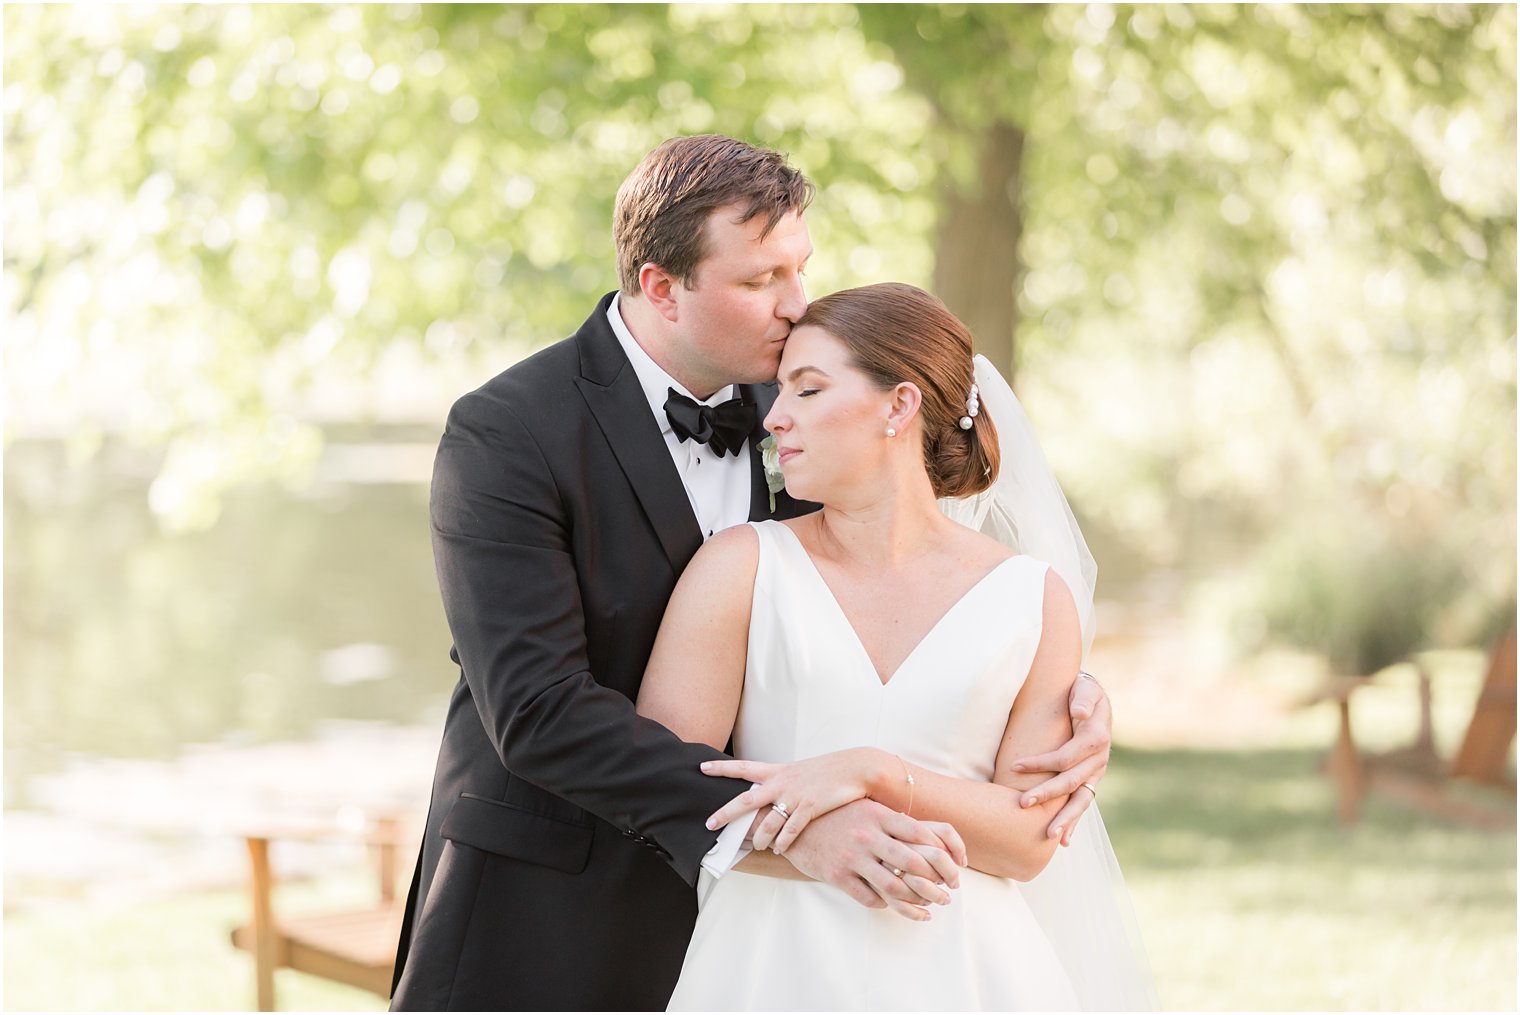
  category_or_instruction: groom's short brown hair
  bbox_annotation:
[614,135,813,296]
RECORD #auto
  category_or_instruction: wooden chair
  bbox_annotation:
[1451,626,1518,788]
[1309,627,1516,827]
[229,815,411,1011]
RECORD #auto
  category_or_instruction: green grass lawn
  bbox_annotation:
[3,874,387,1011]
[1106,746,1515,1010]
[6,745,1514,1010]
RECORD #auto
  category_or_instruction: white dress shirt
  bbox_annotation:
[607,294,755,877]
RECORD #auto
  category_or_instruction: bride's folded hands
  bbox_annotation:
[703,566,1083,882]
[728,799,965,918]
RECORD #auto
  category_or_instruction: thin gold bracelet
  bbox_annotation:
[896,754,916,817]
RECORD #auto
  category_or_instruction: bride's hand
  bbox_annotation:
[701,748,888,853]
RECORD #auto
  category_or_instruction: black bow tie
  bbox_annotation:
[663,388,756,458]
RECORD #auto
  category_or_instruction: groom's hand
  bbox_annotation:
[781,799,966,921]
[1008,671,1112,845]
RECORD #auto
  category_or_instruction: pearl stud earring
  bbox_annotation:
[885,427,897,438]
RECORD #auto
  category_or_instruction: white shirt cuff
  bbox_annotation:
[700,792,756,879]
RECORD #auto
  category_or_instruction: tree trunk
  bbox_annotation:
[931,121,1026,380]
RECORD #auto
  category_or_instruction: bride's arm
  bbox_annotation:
[869,567,1078,880]
[635,525,757,751]
[705,567,1080,882]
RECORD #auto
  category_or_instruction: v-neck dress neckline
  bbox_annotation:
[769,520,1022,688]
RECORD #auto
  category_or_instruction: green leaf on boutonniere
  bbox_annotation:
[759,434,784,513]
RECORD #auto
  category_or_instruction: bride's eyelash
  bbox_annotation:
[799,388,820,398]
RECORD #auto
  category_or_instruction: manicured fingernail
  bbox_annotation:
[1050,826,1063,840]
[700,762,713,772]
[1022,794,1037,807]
[705,818,717,830]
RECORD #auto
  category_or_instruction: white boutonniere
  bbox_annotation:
[759,434,785,512]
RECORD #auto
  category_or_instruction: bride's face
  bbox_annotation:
[764,324,899,503]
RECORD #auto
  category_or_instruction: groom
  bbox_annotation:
[391,135,1112,1011]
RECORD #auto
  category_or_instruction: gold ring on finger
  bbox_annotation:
[1078,781,1097,798]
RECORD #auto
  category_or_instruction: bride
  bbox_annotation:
[637,283,1154,1010]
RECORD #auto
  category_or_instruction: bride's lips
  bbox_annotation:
[777,447,802,466]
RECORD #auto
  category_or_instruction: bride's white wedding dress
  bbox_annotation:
[669,520,1147,1011]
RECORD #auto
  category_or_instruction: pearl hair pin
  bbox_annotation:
[959,383,980,429]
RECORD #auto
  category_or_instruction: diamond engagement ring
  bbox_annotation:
[772,802,790,818]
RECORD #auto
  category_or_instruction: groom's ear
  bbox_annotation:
[638,262,682,322]
[888,382,923,432]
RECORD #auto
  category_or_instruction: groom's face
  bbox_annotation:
[670,204,812,394]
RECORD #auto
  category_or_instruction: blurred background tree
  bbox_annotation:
[8,4,1512,583]
[7,0,1514,726]
[7,0,1513,773]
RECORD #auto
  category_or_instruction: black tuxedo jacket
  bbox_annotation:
[391,292,815,1011]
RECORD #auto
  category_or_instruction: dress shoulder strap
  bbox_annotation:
[744,519,821,611]
[744,518,791,559]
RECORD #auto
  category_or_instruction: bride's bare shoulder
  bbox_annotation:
[665,524,760,627]
[680,522,760,595]
[946,523,1019,569]
[691,522,761,574]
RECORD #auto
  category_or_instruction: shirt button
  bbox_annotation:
[707,529,714,537]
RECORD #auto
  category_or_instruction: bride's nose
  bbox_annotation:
[764,402,788,434]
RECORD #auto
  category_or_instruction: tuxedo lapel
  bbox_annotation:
[740,382,817,521]
[742,381,778,522]
[741,382,778,522]
[574,293,704,572]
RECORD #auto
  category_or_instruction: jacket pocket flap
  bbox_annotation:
[441,793,593,875]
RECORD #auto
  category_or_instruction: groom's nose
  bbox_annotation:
[777,275,806,324]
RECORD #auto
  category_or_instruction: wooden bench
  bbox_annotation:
[229,815,411,1011]
[1309,627,1516,827]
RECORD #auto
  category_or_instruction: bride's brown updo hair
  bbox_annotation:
[796,282,1000,499]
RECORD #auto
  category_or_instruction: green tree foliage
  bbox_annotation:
[6,3,940,525]
[6,4,1515,627]
[856,5,1515,628]
[1253,522,1463,675]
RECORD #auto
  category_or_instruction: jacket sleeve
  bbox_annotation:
[429,388,741,886]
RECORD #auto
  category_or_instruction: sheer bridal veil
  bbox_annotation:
[938,355,1158,1011]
